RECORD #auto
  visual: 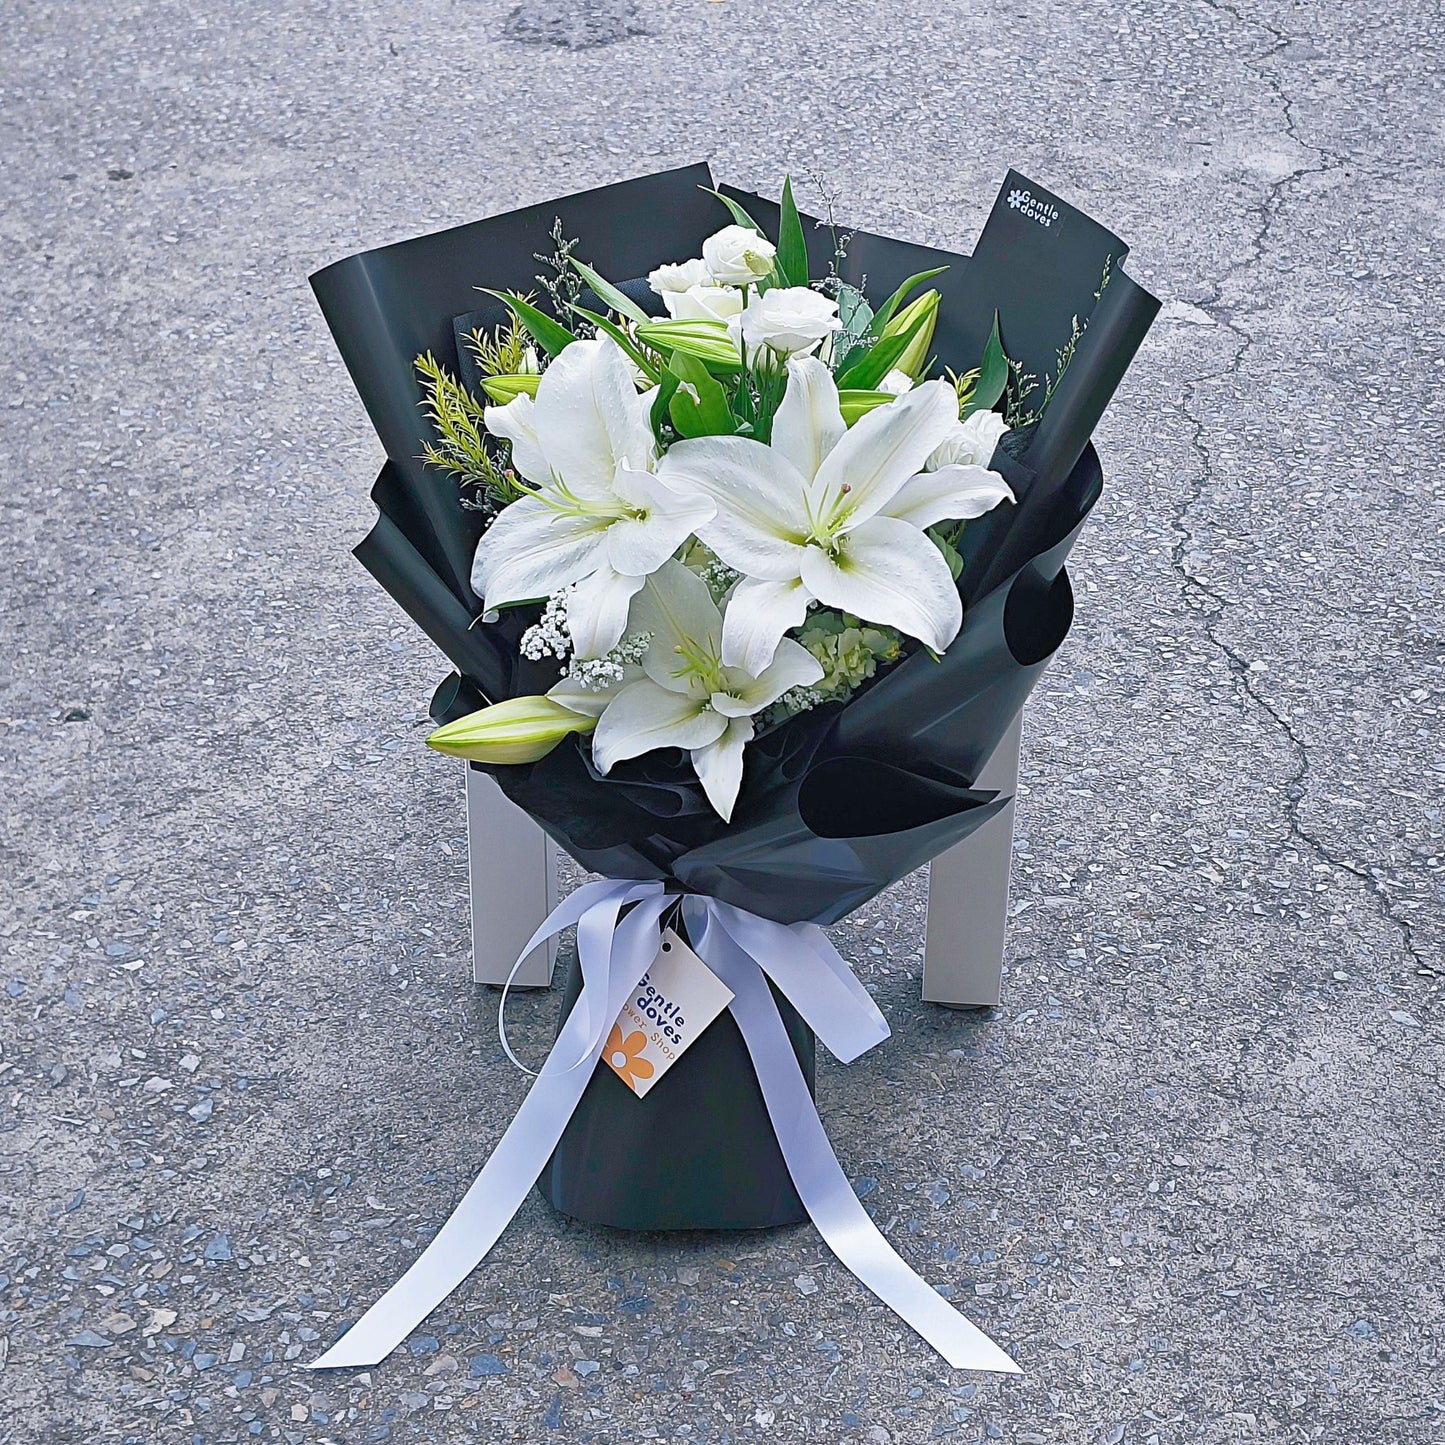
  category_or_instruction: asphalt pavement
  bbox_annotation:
[3,0,1442,1440]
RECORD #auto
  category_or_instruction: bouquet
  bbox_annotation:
[306,165,1158,1374]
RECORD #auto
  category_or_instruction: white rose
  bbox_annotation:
[702,225,777,286]
[739,286,842,357]
[927,408,1009,470]
[648,257,712,300]
[878,368,914,396]
[666,283,744,323]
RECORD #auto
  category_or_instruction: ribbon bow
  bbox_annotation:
[309,880,1019,1374]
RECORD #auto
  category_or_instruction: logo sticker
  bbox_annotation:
[1007,187,1060,229]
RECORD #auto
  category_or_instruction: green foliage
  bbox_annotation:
[927,526,964,582]
[835,265,948,376]
[776,175,809,288]
[963,312,1008,419]
[567,257,651,325]
[477,289,576,359]
[834,304,931,390]
[667,351,733,438]
[414,352,523,507]
[797,610,902,700]
[463,316,531,380]
[568,307,662,383]
[701,186,765,234]
[945,366,980,417]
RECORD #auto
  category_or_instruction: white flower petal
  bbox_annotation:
[633,561,724,696]
[483,393,549,486]
[565,566,646,661]
[809,379,960,533]
[927,409,1009,470]
[799,515,963,652]
[690,716,755,822]
[658,437,812,581]
[604,465,716,578]
[770,357,846,485]
[719,575,813,675]
[472,496,612,607]
[530,337,654,495]
[592,680,727,772]
[881,465,1016,530]
[547,664,643,718]
[715,637,824,715]
[649,258,711,298]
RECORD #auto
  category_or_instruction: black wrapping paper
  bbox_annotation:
[310,165,1156,930]
[310,166,1158,1236]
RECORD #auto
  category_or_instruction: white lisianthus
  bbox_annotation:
[474,337,716,662]
[667,283,745,324]
[702,225,777,286]
[739,286,842,358]
[927,407,1009,470]
[648,257,712,301]
[878,368,914,396]
[590,562,823,821]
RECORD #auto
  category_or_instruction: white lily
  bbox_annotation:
[657,358,1011,674]
[591,561,823,821]
[473,338,716,660]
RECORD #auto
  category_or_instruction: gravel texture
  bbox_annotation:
[3,0,1443,1441]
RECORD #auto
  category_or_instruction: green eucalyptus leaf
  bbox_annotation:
[928,526,965,582]
[477,288,575,359]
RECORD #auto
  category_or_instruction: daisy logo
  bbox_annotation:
[1007,188,1060,229]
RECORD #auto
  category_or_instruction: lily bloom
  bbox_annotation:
[473,337,715,660]
[657,359,1014,674]
[591,562,823,821]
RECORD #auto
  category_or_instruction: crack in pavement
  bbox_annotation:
[1168,7,1435,976]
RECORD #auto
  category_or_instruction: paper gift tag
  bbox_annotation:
[604,928,734,1098]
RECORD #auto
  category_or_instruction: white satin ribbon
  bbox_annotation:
[309,882,1019,1375]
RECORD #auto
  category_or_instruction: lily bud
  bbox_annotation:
[837,388,898,426]
[634,319,742,370]
[882,289,940,380]
[426,695,596,765]
[481,373,542,404]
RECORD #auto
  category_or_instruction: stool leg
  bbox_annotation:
[465,764,557,988]
[922,710,1024,1008]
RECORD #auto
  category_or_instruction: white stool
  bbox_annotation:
[464,710,1023,1009]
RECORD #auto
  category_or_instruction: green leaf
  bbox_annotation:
[567,259,651,325]
[567,306,661,383]
[477,289,575,359]
[667,352,734,438]
[837,389,896,425]
[834,308,930,390]
[635,318,742,370]
[701,186,765,234]
[776,175,808,289]
[836,265,949,375]
[649,370,680,444]
[964,312,1008,419]
[928,527,964,582]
